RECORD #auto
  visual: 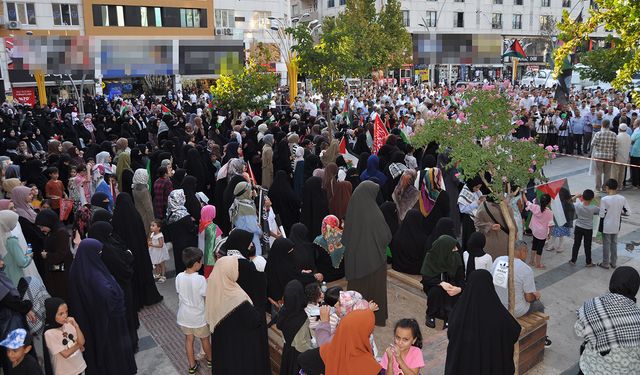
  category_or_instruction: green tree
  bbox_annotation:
[377,0,412,70]
[210,61,278,119]
[411,89,550,320]
[576,45,631,84]
[554,0,640,102]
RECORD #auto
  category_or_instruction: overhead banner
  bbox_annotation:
[12,87,36,106]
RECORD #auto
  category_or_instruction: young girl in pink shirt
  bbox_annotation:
[526,194,554,269]
[381,318,425,375]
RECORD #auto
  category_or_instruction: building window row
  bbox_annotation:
[411,0,568,4]
[6,2,79,26]
[6,2,36,25]
[92,5,207,28]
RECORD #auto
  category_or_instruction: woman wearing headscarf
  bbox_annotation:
[420,235,464,329]
[69,238,137,375]
[205,256,269,375]
[221,141,240,165]
[298,309,380,375]
[0,210,32,286]
[112,193,163,309]
[35,209,73,302]
[11,186,36,224]
[184,148,207,192]
[417,161,450,234]
[116,152,132,194]
[359,155,387,186]
[289,223,322,284]
[10,185,45,275]
[277,280,310,375]
[391,209,429,275]
[274,138,293,175]
[445,269,521,375]
[301,176,329,241]
[181,175,201,222]
[392,169,420,221]
[229,181,263,256]
[261,134,274,189]
[219,158,248,235]
[129,148,146,171]
[474,195,512,259]
[424,217,456,254]
[87,222,138,352]
[163,189,198,274]
[313,215,346,282]
[265,238,315,303]
[576,266,640,374]
[438,151,461,236]
[292,146,305,200]
[4,165,20,180]
[268,171,301,235]
[342,181,391,327]
[198,205,222,278]
[379,201,399,238]
[457,175,484,250]
[131,169,154,236]
[303,153,322,183]
[463,232,492,279]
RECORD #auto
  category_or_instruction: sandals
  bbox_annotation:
[188,362,199,374]
[597,263,610,269]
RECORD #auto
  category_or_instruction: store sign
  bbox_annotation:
[12,87,36,106]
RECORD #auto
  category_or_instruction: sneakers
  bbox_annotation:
[545,337,552,347]
[597,263,610,269]
[585,263,596,268]
[188,362,199,374]
[156,276,166,284]
[206,360,212,368]
[568,260,576,266]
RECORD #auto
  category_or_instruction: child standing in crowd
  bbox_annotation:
[526,194,554,269]
[198,205,222,279]
[546,188,575,253]
[570,189,599,267]
[44,167,65,214]
[148,220,169,283]
[43,297,87,375]
[598,179,631,269]
[380,318,425,375]
[0,328,43,375]
[175,247,212,374]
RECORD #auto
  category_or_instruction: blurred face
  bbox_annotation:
[394,327,416,352]
[38,225,50,234]
[150,222,159,233]
[6,345,29,366]
[55,303,69,325]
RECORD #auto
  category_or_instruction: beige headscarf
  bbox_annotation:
[205,256,252,333]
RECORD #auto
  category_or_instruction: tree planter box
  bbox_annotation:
[516,312,549,374]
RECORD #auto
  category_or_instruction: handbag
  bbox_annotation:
[59,198,74,221]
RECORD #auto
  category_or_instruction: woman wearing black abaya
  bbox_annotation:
[445,269,521,375]
[417,157,451,235]
[223,229,271,373]
[391,209,429,275]
[35,209,73,302]
[438,151,461,237]
[69,239,137,375]
[87,222,139,352]
[274,138,293,175]
[342,181,391,327]
[424,217,456,254]
[205,256,269,375]
[181,175,201,221]
[185,148,207,192]
[301,177,329,241]
[289,223,322,284]
[277,280,309,375]
[268,171,301,235]
[163,189,198,274]
[420,235,464,329]
[380,202,400,237]
[171,168,186,190]
[111,193,163,308]
[303,154,322,183]
[265,238,316,303]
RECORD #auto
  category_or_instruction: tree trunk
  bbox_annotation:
[498,198,519,374]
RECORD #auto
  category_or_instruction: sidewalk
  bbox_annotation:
[134,155,640,374]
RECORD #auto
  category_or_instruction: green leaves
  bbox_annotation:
[576,46,630,84]
[411,89,550,200]
[210,61,278,115]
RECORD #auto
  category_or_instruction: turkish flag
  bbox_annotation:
[372,114,389,155]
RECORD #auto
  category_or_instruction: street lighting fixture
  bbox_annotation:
[309,19,319,26]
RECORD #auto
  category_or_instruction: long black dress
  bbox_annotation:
[111,193,163,308]
[211,300,269,375]
[220,174,247,234]
[277,280,308,375]
[268,171,301,235]
[163,215,198,274]
[391,209,429,275]
[34,210,73,303]
[301,177,329,241]
[265,238,316,302]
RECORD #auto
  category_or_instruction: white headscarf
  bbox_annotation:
[166,189,189,224]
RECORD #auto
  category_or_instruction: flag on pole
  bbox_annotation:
[372,114,389,155]
[502,39,528,59]
[247,163,257,185]
[342,100,351,127]
[339,136,347,154]
[160,104,172,114]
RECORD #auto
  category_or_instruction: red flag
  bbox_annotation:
[247,163,257,185]
[339,136,347,154]
[161,104,172,114]
[372,114,389,155]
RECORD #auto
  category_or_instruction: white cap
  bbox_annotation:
[619,124,628,132]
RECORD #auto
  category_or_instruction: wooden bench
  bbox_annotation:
[268,325,284,375]
[517,311,549,374]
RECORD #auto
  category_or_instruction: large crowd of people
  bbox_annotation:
[0,80,637,375]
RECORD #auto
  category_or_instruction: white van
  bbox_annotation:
[521,69,557,88]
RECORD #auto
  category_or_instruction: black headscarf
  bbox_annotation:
[289,223,316,272]
[425,217,456,253]
[609,266,640,303]
[303,154,322,182]
[182,175,201,221]
[222,229,254,258]
[185,148,207,191]
[445,269,521,375]
[268,171,300,234]
[277,280,308,343]
[171,168,186,190]
[91,192,110,210]
[222,141,239,165]
[92,209,113,224]
[464,232,487,279]
[390,209,429,275]
[265,238,298,301]
[379,201,399,236]
[35,209,64,231]
[43,297,66,375]
[301,177,329,241]
[130,148,146,171]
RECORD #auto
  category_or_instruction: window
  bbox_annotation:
[425,11,437,27]
[491,13,502,29]
[454,0,464,3]
[339,0,346,5]
[52,4,79,26]
[154,7,162,26]
[541,0,550,6]
[255,11,270,29]
[494,0,503,4]
[540,15,554,30]
[515,0,523,4]
[402,10,410,27]
[141,7,148,26]
[328,0,334,7]
[291,4,298,15]
[562,0,570,6]
[116,5,124,26]
[512,14,522,29]
[100,5,109,26]
[7,2,37,25]
[454,12,464,27]
[215,9,234,28]
[181,9,199,27]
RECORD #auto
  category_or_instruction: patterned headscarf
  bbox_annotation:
[337,290,370,318]
[418,167,444,217]
[166,189,189,224]
[132,169,148,187]
[313,215,345,268]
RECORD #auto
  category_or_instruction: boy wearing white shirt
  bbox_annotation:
[598,179,631,269]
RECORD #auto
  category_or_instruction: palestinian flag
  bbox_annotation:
[536,178,570,226]
[502,39,527,59]
[160,104,172,114]
[339,136,347,154]
[342,100,350,127]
